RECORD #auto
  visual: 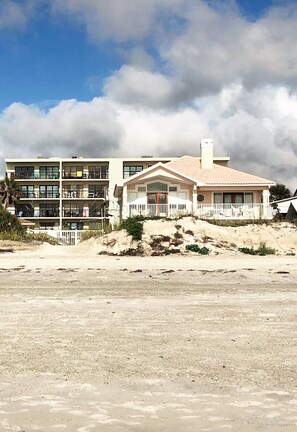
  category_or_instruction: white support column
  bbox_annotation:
[192,186,197,216]
[123,185,128,219]
[262,189,270,219]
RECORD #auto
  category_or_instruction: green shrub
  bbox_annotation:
[186,244,210,255]
[0,207,24,235]
[0,231,25,241]
[205,219,268,227]
[26,233,59,245]
[121,216,144,240]
[239,242,276,256]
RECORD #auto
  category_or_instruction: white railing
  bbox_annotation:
[34,230,84,245]
[127,203,273,219]
[128,204,190,217]
[196,203,272,219]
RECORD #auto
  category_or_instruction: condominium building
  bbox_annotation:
[5,156,177,230]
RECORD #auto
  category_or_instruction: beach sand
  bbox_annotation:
[0,246,296,431]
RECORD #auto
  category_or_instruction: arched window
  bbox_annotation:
[147,182,168,192]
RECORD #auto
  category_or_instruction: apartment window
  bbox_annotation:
[64,185,83,198]
[63,166,83,179]
[15,166,34,179]
[123,165,143,179]
[63,203,83,217]
[39,185,59,198]
[69,222,83,230]
[39,166,59,179]
[20,185,35,198]
[16,203,34,217]
[88,166,109,179]
[39,203,59,217]
[89,202,105,217]
[88,185,108,198]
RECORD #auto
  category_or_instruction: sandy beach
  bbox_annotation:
[0,244,296,431]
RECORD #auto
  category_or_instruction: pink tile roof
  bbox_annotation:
[167,156,275,185]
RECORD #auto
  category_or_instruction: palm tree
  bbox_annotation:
[269,184,292,202]
[0,176,22,210]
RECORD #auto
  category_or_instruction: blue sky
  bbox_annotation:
[0,0,296,189]
[0,0,276,109]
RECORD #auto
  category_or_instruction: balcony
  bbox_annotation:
[196,203,267,219]
[39,210,60,217]
[21,192,60,199]
[63,210,84,217]
[63,191,107,198]
[127,203,273,219]
[128,204,189,218]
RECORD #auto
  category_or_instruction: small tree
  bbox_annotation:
[0,206,24,234]
[0,176,22,210]
[269,184,292,202]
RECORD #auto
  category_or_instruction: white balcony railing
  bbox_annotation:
[128,203,273,219]
[128,204,189,218]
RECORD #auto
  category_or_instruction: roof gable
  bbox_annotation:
[120,162,204,186]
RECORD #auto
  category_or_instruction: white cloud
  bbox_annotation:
[0,0,39,30]
[1,1,297,192]
[104,65,175,108]
[1,84,297,190]
[0,99,122,159]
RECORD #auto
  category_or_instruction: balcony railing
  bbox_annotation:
[63,210,84,217]
[196,203,266,219]
[39,210,60,217]
[20,191,107,199]
[63,191,107,198]
[127,203,273,219]
[62,170,109,179]
[21,192,60,199]
[129,204,189,217]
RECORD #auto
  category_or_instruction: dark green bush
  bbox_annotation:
[239,242,276,256]
[121,216,144,240]
[0,206,24,235]
[186,244,210,255]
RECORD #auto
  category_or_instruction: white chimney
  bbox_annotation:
[200,138,214,169]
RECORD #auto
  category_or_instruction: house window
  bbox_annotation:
[123,165,143,179]
[15,166,34,179]
[128,192,138,202]
[147,182,168,192]
[244,193,253,203]
[138,186,146,192]
[39,166,59,179]
[169,186,178,192]
[214,193,253,204]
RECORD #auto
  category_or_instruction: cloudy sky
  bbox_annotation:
[0,0,296,190]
